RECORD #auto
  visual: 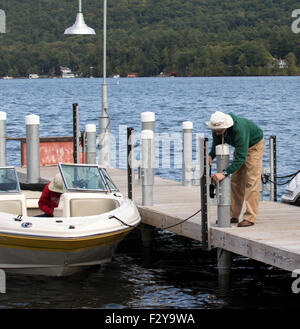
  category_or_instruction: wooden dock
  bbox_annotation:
[17,166,300,273]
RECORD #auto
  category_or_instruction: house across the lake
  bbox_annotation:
[60,66,75,78]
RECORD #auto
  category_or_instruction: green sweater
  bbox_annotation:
[209,113,263,174]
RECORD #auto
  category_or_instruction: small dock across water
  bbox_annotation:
[17,165,300,274]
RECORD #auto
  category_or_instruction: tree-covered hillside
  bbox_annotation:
[1,0,300,77]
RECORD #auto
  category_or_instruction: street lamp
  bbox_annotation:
[65,0,110,167]
[64,0,95,35]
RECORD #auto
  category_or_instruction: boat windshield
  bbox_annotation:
[0,167,21,193]
[100,168,118,191]
[59,163,109,192]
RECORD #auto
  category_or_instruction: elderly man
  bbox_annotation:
[207,111,264,227]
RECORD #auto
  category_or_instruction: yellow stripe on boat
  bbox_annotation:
[0,228,132,252]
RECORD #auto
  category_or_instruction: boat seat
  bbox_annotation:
[0,200,23,215]
[0,194,27,216]
[70,198,119,217]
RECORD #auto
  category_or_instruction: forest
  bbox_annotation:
[1,0,300,77]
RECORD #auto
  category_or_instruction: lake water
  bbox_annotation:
[0,76,299,310]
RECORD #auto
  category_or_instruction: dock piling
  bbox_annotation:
[141,111,155,132]
[141,224,153,249]
[217,248,232,289]
[182,121,193,186]
[141,112,155,177]
[0,111,6,166]
[216,144,231,227]
[141,130,154,206]
[85,124,96,164]
[25,114,40,184]
[216,144,232,287]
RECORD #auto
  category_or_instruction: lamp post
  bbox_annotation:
[98,0,110,167]
[65,0,110,167]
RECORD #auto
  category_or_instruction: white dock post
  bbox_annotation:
[216,144,232,287]
[25,114,40,184]
[141,111,155,132]
[141,129,154,206]
[0,111,6,166]
[182,121,193,186]
[141,112,155,176]
[140,120,155,247]
[216,144,231,227]
[140,114,155,246]
[85,124,96,164]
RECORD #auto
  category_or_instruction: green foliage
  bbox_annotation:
[1,0,300,77]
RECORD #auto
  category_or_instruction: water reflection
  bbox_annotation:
[0,229,299,309]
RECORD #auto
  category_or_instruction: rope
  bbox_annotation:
[109,208,202,232]
[261,170,300,186]
[276,170,300,179]
[159,208,202,230]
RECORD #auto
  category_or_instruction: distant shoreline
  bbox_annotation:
[1,74,300,80]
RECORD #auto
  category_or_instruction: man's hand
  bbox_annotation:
[212,172,226,184]
[209,156,213,167]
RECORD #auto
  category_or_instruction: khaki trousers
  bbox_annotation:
[230,138,265,223]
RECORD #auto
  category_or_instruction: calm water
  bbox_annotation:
[0,76,299,309]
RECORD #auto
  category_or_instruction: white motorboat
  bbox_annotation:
[282,172,300,206]
[0,163,141,276]
[29,74,39,79]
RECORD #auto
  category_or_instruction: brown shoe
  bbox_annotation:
[237,219,254,227]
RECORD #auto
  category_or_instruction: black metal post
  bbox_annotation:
[81,131,85,163]
[269,135,277,202]
[73,103,79,164]
[272,136,277,201]
[201,138,209,250]
[127,127,134,200]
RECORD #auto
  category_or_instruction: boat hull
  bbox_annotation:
[0,228,132,276]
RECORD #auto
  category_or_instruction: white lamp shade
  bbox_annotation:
[64,13,95,35]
